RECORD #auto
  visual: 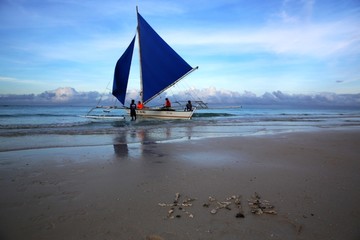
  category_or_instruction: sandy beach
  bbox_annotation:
[0,129,359,240]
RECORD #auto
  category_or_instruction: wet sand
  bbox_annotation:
[0,130,359,240]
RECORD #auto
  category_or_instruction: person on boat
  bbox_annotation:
[185,100,192,111]
[137,101,144,110]
[130,99,137,121]
[164,98,171,109]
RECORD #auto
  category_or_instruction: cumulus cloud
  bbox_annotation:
[0,87,359,107]
[0,87,105,105]
[173,88,360,107]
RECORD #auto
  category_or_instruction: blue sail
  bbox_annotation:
[137,13,194,104]
[112,36,136,105]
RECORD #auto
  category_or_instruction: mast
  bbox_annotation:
[136,6,144,103]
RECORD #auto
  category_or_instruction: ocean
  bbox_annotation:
[1,105,359,152]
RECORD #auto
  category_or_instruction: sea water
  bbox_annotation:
[1,105,359,151]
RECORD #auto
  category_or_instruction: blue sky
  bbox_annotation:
[0,0,359,96]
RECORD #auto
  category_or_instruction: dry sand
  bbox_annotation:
[0,130,359,240]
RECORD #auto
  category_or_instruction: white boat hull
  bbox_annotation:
[127,108,195,119]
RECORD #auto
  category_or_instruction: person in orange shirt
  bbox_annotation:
[137,101,144,109]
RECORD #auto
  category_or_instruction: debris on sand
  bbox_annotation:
[158,193,196,219]
[203,195,245,218]
[248,192,277,215]
[159,192,277,219]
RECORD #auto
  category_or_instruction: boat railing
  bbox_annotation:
[146,100,207,112]
[173,100,208,109]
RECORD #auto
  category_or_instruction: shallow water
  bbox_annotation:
[1,105,359,151]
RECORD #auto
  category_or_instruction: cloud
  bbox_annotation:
[0,1,359,98]
[0,87,359,107]
[172,88,360,107]
[9,0,354,64]
[0,76,17,82]
[0,87,104,105]
[0,76,44,85]
[163,0,359,59]
[168,18,360,59]
[277,0,314,23]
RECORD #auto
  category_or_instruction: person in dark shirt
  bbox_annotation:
[185,100,192,111]
[130,99,137,121]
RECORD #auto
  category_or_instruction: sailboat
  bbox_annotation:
[86,7,205,120]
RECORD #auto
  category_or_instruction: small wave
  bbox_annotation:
[279,113,311,116]
[0,113,77,118]
[0,121,92,130]
[261,118,323,122]
[193,112,236,118]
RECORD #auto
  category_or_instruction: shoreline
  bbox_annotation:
[1,126,359,153]
[0,129,360,239]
